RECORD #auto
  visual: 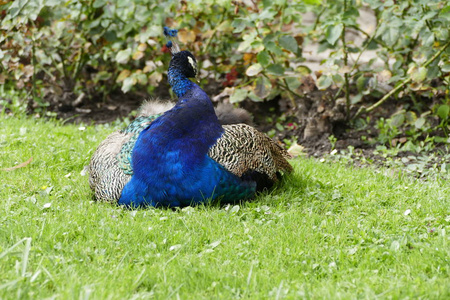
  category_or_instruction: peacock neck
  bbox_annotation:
[168,67,195,98]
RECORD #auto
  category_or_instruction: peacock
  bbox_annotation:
[88,28,292,208]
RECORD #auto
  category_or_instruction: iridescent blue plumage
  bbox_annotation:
[117,115,161,175]
[89,27,292,208]
[118,54,256,207]
[163,27,178,37]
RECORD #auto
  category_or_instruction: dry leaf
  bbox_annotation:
[116,69,131,82]
[132,51,144,60]
[202,29,214,40]
[2,157,33,171]
[212,87,235,102]
[137,43,147,52]
[164,18,176,28]
[16,79,25,89]
[148,72,163,85]
[287,143,304,157]
[143,61,157,73]
[377,70,392,82]
[178,29,196,43]
[243,53,255,65]
[23,65,34,78]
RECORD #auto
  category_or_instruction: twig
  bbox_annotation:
[312,6,327,31]
[348,25,389,50]
[341,0,350,118]
[203,11,226,55]
[31,28,37,101]
[333,22,381,102]
[2,157,33,171]
[266,49,299,108]
[239,7,298,108]
[353,39,450,119]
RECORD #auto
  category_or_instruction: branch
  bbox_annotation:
[333,22,381,102]
[312,6,327,31]
[353,39,450,119]
[203,11,226,55]
[348,25,389,50]
[341,0,350,118]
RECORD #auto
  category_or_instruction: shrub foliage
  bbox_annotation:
[1,0,449,134]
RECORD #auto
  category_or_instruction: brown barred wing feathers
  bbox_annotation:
[88,131,133,202]
[208,124,292,191]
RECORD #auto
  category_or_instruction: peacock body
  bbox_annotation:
[88,30,292,208]
[88,100,256,203]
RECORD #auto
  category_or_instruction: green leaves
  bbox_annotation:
[246,63,263,77]
[279,35,299,54]
[266,64,285,76]
[93,0,108,8]
[442,63,450,73]
[326,24,343,45]
[121,77,136,93]
[6,0,44,22]
[379,17,402,47]
[1,0,448,122]
[415,117,426,129]
[257,51,271,67]
[343,7,359,20]
[317,75,333,90]
[436,105,450,120]
[231,18,250,33]
[230,88,248,103]
[409,66,428,83]
[254,77,272,99]
[264,41,284,56]
[115,49,132,64]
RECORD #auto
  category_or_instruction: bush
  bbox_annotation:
[1,0,449,137]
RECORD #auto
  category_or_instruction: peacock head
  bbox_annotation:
[169,50,198,79]
[163,27,198,79]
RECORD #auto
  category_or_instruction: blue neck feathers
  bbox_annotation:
[168,67,194,98]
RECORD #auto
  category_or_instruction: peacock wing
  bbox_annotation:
[208,124,292,190]
[89,131,133,202]
[89,115,159,202]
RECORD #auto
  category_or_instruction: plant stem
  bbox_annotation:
[348,25,389,49]
[262,72,303,100]
[29,20,38,102]
[241,6,298,108]
[57,48,70,90]
[203,11,226,55]
[71,3,87,85]
[31,34,37,102]
[313,6,327,31]
[341,0,350,119]
[265,51,298,108]
[333,21,381,103]
[353,39,450,119]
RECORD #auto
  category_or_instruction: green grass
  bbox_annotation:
[1,115,449,299]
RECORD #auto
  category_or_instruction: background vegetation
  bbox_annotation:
[1,0,449,144]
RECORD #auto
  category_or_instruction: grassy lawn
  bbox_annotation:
[1,115,449,299]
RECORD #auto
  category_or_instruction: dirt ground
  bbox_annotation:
[45,76,437,160]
